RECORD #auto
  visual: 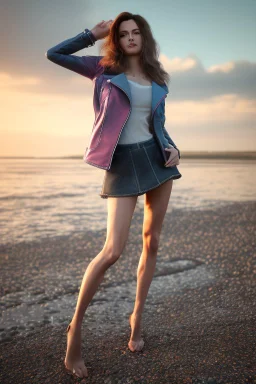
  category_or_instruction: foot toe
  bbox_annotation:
[75,367,83,378]
[128,338,145,352]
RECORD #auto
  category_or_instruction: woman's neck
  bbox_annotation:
[125,72,151,86]
[124,55,143,76]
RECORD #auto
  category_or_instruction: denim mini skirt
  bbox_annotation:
[99,136,182,199]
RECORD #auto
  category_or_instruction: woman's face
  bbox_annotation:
[118,19,142,55]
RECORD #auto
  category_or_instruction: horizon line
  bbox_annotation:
[1,151,256,160]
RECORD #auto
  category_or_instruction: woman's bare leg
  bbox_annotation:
[65,195,138,378]
[129,180,173,348]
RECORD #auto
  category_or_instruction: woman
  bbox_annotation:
[46,12,182,379]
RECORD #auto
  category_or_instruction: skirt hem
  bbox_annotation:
[99,173,182,199]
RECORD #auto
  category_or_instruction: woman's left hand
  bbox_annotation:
[164,146,180,167]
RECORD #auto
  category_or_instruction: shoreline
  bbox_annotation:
[1,153,256,160]
[0,200,255,383]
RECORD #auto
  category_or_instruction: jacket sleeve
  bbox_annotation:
[162,126,181,159]
[45,29,101,80]
[162,101,181,159]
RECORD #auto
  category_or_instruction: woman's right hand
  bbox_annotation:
[91,20,113,41]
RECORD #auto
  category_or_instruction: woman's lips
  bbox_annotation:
[128,44,137,47]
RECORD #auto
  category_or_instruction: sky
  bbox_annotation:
[1,0,256,156]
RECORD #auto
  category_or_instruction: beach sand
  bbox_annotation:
[0,201,255,383]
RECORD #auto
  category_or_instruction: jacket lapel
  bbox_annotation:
[108,72,168,118]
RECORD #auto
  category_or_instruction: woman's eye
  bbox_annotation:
[120,32,140,38]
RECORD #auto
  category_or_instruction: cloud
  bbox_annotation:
[161,56,199,72]
[0,73,42,88]
[165,94,256,127]
[207,62,235,73]
[0,70,93,97]
[160,54,256,100]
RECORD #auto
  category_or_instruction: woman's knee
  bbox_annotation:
[142,231,160,253]
[100,245,123,267]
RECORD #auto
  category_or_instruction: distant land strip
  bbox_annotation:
[1,152,256,160]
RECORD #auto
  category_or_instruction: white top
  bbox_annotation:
[117,79,153,144]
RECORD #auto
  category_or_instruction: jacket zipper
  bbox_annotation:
[107,83,132,170]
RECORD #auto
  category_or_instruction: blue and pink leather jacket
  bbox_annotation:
[46,28,181,170]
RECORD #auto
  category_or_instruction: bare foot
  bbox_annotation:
[64,323,88,378]
[128,313,145,352]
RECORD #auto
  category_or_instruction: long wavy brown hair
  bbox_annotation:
[98,12,170,86]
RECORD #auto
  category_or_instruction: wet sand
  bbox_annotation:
[0,200,255,383]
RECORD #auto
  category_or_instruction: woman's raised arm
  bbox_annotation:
[45,21,113,80]
[45,29,100,80]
